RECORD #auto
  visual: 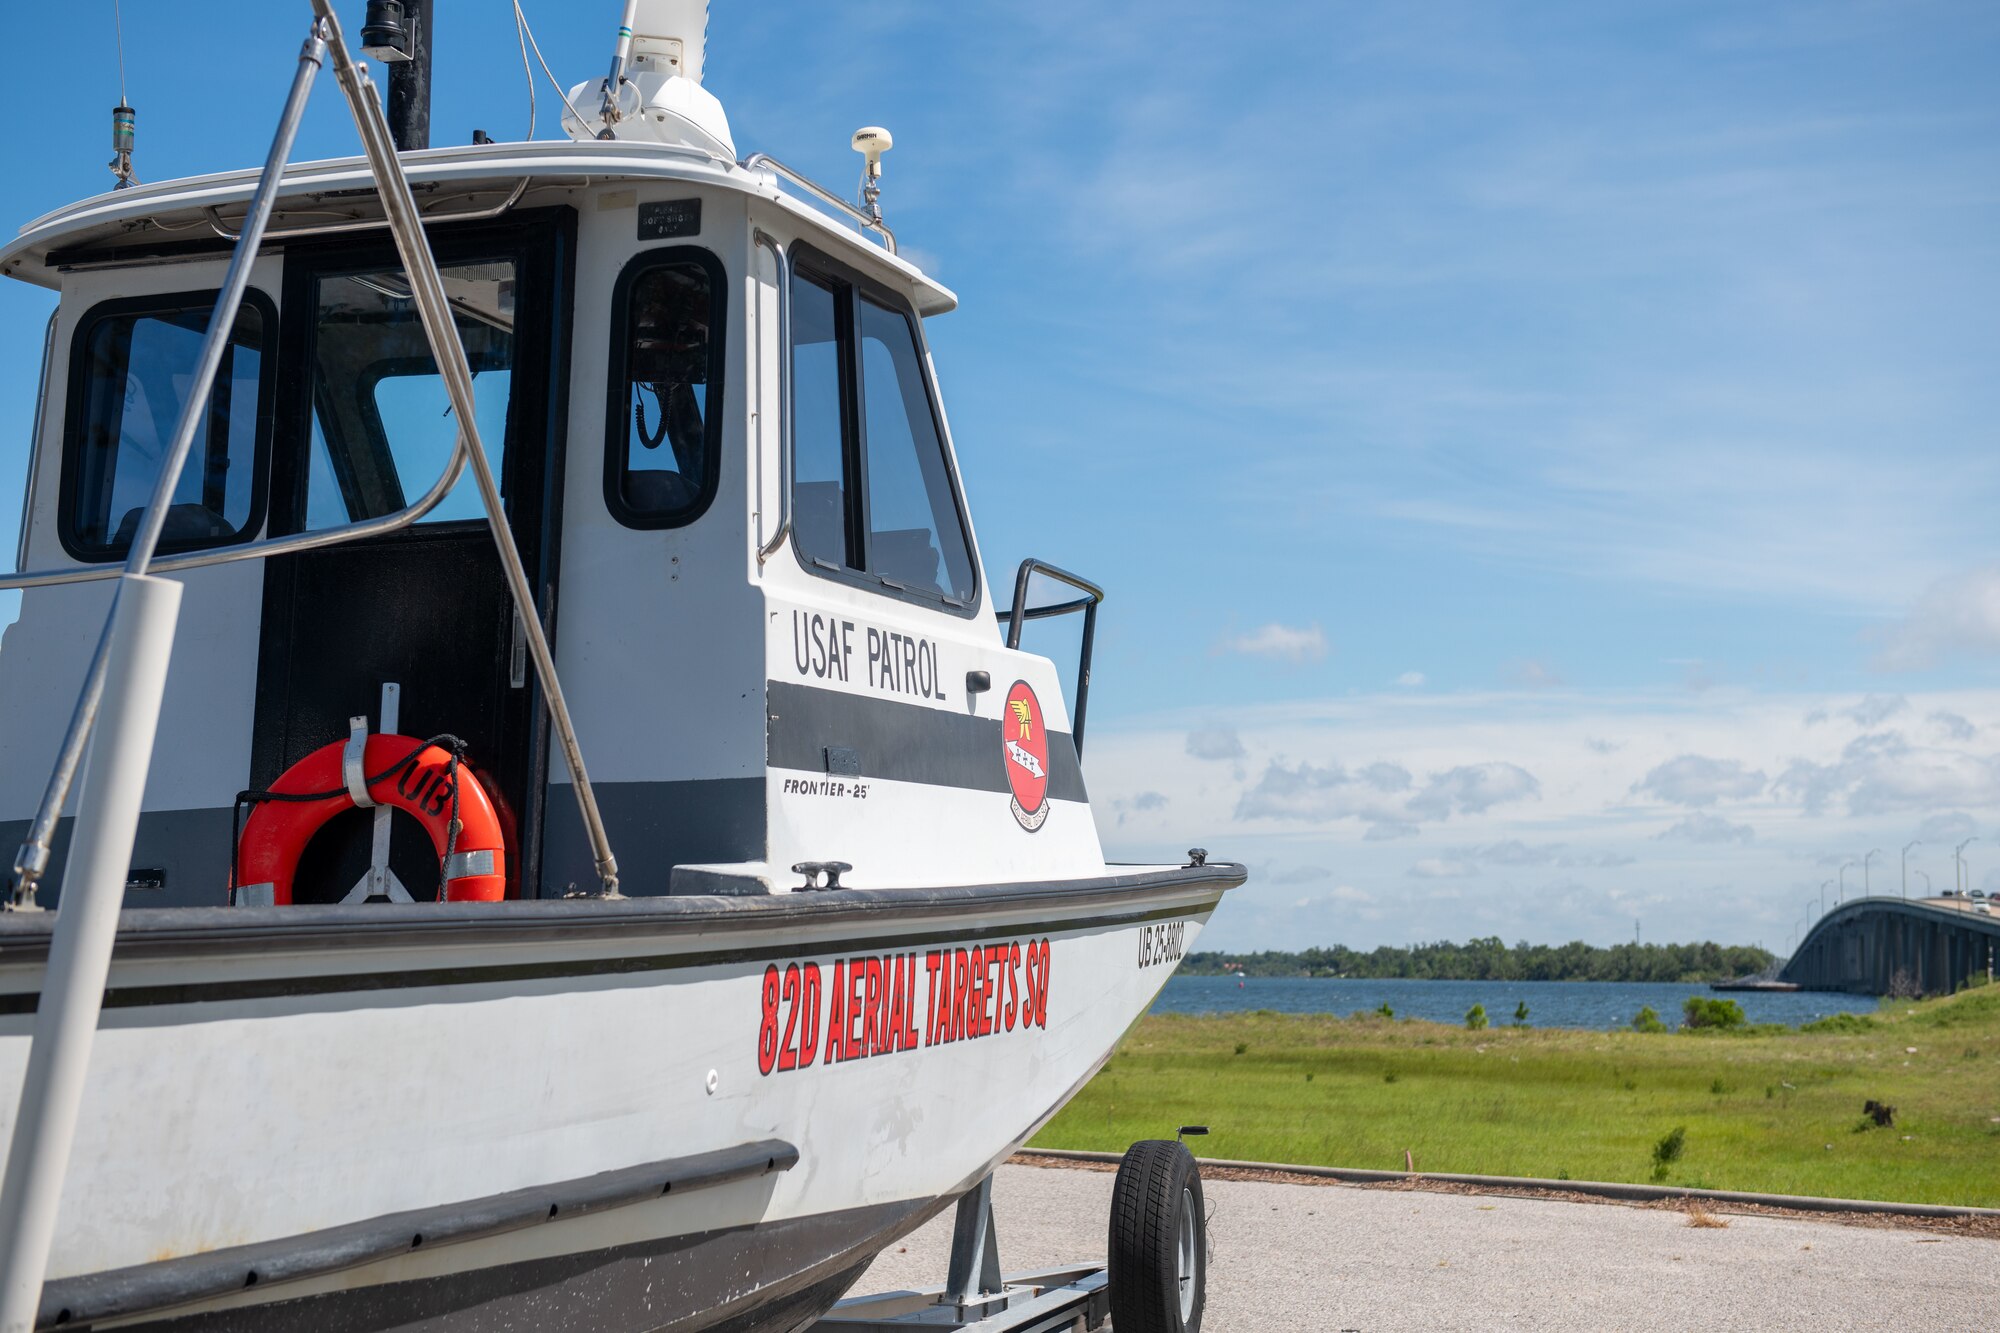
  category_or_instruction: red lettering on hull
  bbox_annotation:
[757,936,1058,1076]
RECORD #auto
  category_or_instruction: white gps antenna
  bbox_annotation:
[852,126,893,226]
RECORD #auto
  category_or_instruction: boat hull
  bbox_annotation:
[0,865,1238,1330]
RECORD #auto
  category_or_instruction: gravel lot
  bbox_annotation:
[855,1162,2000,1331]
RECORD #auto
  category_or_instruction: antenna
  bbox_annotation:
[109,0,137,188]
[597,0,641,136]
[852,126,893,226]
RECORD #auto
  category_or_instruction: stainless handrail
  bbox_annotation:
[739,153,897,255]
[752,229,792,564]
[204,176,529,243]
[1000,559,1105,758]
[12,312,55,574]
[316,0,619,896]
[0,450,468,590]
[7,5,618,900]
[8,27,333,904]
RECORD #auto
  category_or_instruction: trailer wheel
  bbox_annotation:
[1107,1139,1205,1333]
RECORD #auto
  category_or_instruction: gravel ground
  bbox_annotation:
[854,1162,2000,1331]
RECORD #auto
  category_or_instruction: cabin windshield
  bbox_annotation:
[302,263,516,529]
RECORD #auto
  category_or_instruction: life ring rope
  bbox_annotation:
[232,732,504,904]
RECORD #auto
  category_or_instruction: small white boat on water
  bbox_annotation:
[0,3,1241,1330]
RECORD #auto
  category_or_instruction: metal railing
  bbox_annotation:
[739,152,897,254]
[204,175,529,243]
[752,230,793,564]
[4,6,618,908]
[0,6,621,1322]
[998,559,1103,756]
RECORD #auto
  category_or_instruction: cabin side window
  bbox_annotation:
[605,248,726,528]
[59,292,274,561]
[788,251,978,612]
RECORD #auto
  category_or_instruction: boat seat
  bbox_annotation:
[621,468,698,514]
[110,502,236,549]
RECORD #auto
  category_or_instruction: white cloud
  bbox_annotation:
[1082,684,2000,950]
[1293,884,1378,910]
[1234,760,1404,825]
[1235,756,1534,827]
[1845,694,1908,728]
[1632,754,1766,807]
[1508,660,1565,689]
[1928,711,1977,742]
[1915,811,1976,843]
[1409,857,1479,879]
[1217,622,1327,663]
[1477,839,1563,866]
[1875,565,2000,670]
[1407,763,1542,819]
[1184,726,1245,761]
[1774,731,2000,818]
[1658,812,1755,844]
[1357,762,1413,792]
[1395,671,1427,688]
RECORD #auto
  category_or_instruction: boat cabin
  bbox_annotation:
[0,62,1104,906]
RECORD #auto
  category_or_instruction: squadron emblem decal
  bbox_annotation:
[1003,681,1050,831]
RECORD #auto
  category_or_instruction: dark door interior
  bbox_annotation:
[251,211,574,901]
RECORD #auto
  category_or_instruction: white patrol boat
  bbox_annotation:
[0,3,1240,1332]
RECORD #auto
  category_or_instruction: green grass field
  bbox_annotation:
[1031,985,2000,1206]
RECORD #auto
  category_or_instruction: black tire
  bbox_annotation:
[1107,1139,1206,1333]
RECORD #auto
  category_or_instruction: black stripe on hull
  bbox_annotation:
[765,680,1087,803]
[109,1196,945,1333]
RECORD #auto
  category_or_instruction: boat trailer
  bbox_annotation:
[817,1133,1209,1332]
[813,1176,1109,1333]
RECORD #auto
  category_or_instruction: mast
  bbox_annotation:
[386,0,431,151]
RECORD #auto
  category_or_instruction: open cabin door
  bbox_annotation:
[250,211,574,901]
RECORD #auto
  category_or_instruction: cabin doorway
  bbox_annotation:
[250,211,574,902]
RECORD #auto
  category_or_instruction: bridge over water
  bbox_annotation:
[1783,895,2000,996]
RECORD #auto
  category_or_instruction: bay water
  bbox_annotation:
[1152,976,1880,1030]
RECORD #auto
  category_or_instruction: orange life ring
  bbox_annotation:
[237,734,507,904]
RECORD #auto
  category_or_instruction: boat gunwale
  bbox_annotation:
[0,862,1244,965]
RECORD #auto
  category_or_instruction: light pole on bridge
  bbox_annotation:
[1863,848,1880,897]
[1839,860,1858,903]
[1902,840,1920,900]
[1916,869,1932,895]
[1820,880,1833,917]
[1955,837,1979,896]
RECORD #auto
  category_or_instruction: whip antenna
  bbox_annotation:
[109,0,137,188]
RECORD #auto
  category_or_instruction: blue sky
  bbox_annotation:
[5,2,2000,951]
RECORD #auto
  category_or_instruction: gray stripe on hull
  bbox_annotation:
[537,777,766,898]
[0,807,235,911]
[766,680,1087,803]
[40,1140,799,1330]
[112,1195,944,1333]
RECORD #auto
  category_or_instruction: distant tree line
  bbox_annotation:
[1181,937,1774,984]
